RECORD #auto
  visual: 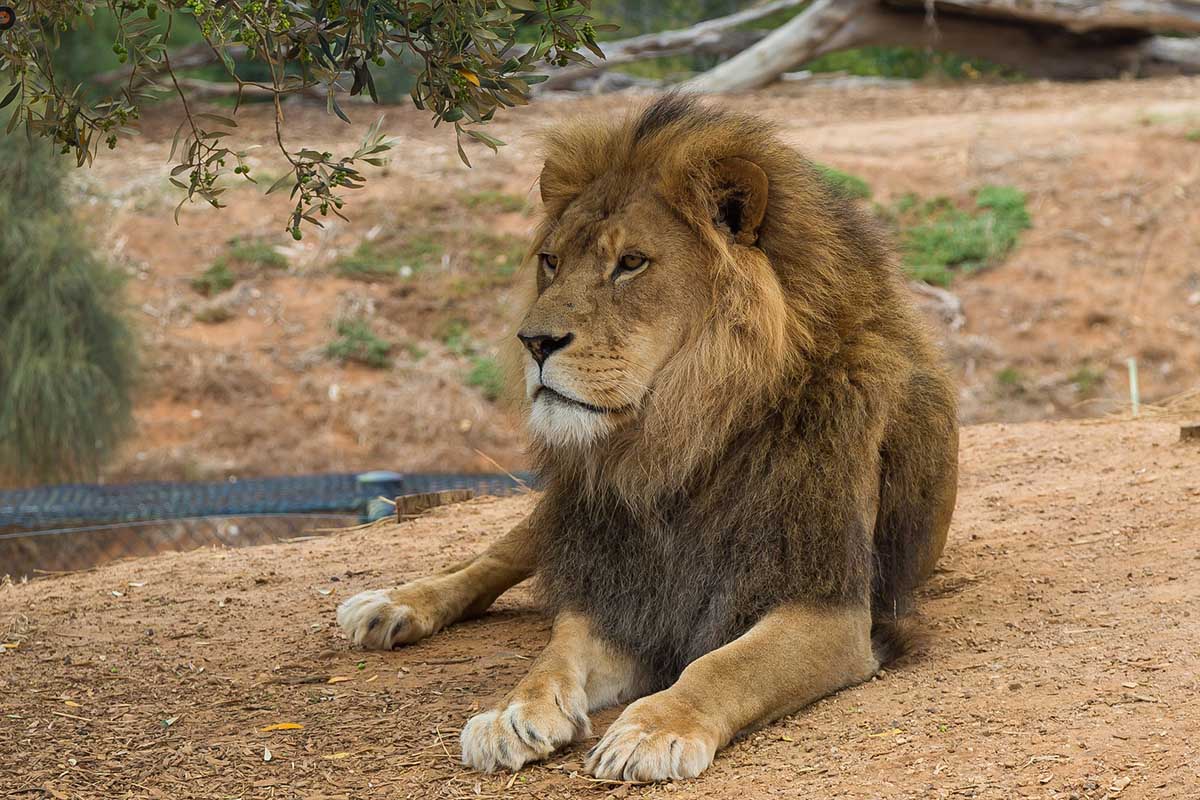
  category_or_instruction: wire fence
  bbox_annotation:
[0,513,357,578]
[0,471,533,579]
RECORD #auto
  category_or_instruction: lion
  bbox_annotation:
[337,94,959,782]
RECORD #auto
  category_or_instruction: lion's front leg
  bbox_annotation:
[460,611,645,773]
[586,603,878,782]
[338,517,536,649]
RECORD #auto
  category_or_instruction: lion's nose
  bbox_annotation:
[518,331,574,366]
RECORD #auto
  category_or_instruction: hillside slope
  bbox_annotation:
[2,419,1198,799]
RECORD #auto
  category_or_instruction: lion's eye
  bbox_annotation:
[539,253,559,274]
[616,253,649,276]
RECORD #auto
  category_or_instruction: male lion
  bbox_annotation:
[337,95,958,782]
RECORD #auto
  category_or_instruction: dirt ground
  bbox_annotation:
[71,76,1200,484]
[2,418,1198,799]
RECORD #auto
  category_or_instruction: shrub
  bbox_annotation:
[0,131,135,482]
[326,318,392,369]
[191,263,236,296]
[898,185,1031,286]
[334,238,438,281]
[224,238,288,271]
[814,163,872,200]
[463,190,527,214]
[466,356,505,402]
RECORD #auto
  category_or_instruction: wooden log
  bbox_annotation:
[688,0,1200,92]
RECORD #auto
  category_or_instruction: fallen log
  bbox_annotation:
[688,0,1200,92]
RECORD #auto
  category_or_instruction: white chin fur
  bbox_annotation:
[528,394,611,449]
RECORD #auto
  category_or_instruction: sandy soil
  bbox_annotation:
[68,76,1200,485]
[3,419,1198,799]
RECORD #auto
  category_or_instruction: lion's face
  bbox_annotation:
[517,188,712,449]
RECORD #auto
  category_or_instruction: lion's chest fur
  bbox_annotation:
[534,461,871,687]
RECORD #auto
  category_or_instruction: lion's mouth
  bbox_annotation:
[535,386,620,415]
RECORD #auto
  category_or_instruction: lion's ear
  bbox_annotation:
[712,157,769,246]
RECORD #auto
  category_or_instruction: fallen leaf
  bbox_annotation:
[779,734,794,742]
[868,727,904,738]
[1120,681,1138,689]
[162,716,179,727]
[365,674,378,683]
[110,590,124,597]
[263,747,273,762]
[458,69,480,87]
[260,722,304,732]
[1,642,18,650]
[322,752,351,760]
[63,700,83,708]
[317,588,332,596]
[327,676,352,684]
[128,582,146,588]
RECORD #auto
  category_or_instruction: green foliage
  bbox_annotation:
[1070,364,1105,396]
[325,318,392,369]
[0,131,135,482]
[813,163,871,200]
[190,262,235,296]
[223,237,287,271]
[465,355,505,402]
[995,366,1026,394]
[1,2,604,235]
[334,236,439,281]
[896,185,1031,286]
[803,47,1022,81]
[1186,129,1200,142]
[193,303,234,324]
[437,319,473,356]
[463,189,527,214]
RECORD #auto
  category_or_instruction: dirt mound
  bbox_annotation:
[2,419,1197,798]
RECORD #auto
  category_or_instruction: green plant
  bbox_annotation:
[193,304,234,324]
[2,2,606,236]
[466,355,505,402]
[437,319,473,356]
[0,131,135,482]
[463,190,527,214]
[813,163,872,200]
[190,262,235,296]
[224,238,287,271]
[898,185,1031,286]
[334,236,439,281]
[995,366,1026,395]
[1070,364,1105,396]
[1186,129,1200,142]
[802,47,1022,81]
[325,318,392,369]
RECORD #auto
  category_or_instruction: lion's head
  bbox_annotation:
[510,95,892,504]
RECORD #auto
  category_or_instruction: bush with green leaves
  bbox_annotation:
[466,355,505,401]
[1,1,606,237]
[190,262,236,296]
[897,185,1031,286]
[813,162,871,200]
[326,318,393,369]
[0,130,136,482]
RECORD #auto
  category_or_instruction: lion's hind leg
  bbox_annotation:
[873,370,958,626]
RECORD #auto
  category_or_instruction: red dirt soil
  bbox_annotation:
[70,76,1200,485]
[3,419,1198,799]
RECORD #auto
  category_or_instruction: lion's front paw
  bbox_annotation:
[585,695,718,782]
[460,688,591,773]
[336,589,435,650]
